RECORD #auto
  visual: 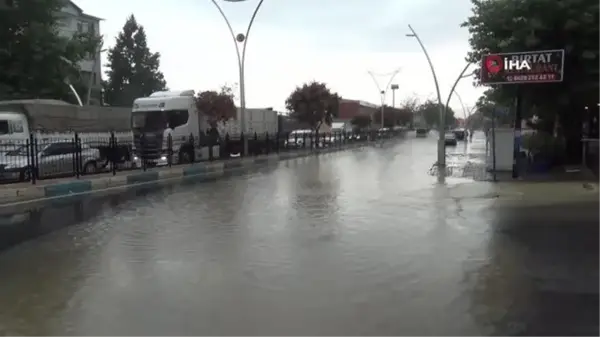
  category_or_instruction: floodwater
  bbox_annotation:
[0,132,597,335]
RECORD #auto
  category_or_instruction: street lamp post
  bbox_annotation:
[368,69,401,131]
[406,25,445,171]
[211,0,264,156]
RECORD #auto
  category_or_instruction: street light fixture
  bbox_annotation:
[211,0,264,156]
[406,25,446,172]
[368,69,401,131]
[390,84,399,108]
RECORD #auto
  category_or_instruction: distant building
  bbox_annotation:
[338,99,378,121]
[57,1,103,104]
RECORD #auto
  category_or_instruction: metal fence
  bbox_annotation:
[0,129,404,185]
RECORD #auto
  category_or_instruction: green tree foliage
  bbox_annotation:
[463,0,599,159]
[0,0,100,101]
[195,85,237,127]
[104,14,167,106]
[286,81,341,131]
[350,115,371,130]
[417,99,457,128]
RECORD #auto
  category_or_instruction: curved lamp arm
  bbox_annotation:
[407,25,443,109]
[241,0,264,70]
[444,62,473,113]
[210,0,243,68]
[368,68,401,104]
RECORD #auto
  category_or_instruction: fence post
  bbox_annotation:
[265,132,270,155]
[219,132,231,158]
[189,133,195,163]
[240,132,245,157]
[110,132,117,175]
[28,133,36,184]
[208,134,214,161]
[74,133,80,179]
[167,133,173,167]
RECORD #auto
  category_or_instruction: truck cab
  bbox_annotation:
[0,112,29,146]
[132,90,204,165]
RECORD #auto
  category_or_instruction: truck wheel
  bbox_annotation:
[20,166,37,182]
[178,147,191,164]
[83,161,97,174]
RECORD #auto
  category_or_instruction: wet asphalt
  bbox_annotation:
[0,132,597,336]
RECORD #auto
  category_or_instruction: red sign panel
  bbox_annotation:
[480,49,564,85]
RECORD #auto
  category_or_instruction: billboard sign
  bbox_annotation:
[480,49,564,85]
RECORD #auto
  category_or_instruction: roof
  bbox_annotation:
[341,98,378,109]
[65,0,104,21]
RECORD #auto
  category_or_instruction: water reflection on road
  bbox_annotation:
[0,133,596,335]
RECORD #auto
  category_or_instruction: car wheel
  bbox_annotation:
[83,161,97,174]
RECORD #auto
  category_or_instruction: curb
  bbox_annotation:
[0,142,369,206]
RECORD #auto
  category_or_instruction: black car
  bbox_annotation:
[416,128,428,137]
[452,128,466,141]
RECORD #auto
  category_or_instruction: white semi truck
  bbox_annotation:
[131,90,279,165]
[0,99,132,144]
[0,99,133,180]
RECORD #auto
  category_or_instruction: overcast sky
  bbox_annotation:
[76,0,484,118]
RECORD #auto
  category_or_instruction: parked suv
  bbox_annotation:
[0,140,101,182]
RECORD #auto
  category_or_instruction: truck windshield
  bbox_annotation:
[131,110,189,131]
[0,121,8,135]
[131,111,167,131]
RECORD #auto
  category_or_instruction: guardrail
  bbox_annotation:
[0,129,405,185]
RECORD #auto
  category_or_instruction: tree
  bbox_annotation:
[350,115,371,130]
[285,81,341,131]
[104,14,167,106]
[416,100,456,128]
[462,0,599,161]
[195,85,237,127]
[0,0,100,101]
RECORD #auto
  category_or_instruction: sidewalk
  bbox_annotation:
[448,178,598,210]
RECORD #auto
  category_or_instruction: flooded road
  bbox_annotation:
[0,133,597,335]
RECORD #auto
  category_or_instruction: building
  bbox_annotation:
[338,99,378,121]
[57,1,103,104]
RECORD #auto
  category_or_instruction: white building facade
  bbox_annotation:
[57,1,103,104]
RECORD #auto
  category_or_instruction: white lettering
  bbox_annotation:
[504,57,531,70]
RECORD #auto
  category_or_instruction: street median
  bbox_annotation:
[0,143,367,206]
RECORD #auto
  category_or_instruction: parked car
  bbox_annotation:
[444,131,458,146]
[0,140,102,182]
[452,128,466,141]
[416,128,429,137]
[285,130,316,148]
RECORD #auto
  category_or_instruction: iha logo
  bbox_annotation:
[484,55,503,74]
[485,54,532,74]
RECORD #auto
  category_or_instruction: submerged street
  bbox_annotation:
[0,132,597,335]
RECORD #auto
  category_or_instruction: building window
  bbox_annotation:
[77,21,83,32]
[88,23,95,36]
